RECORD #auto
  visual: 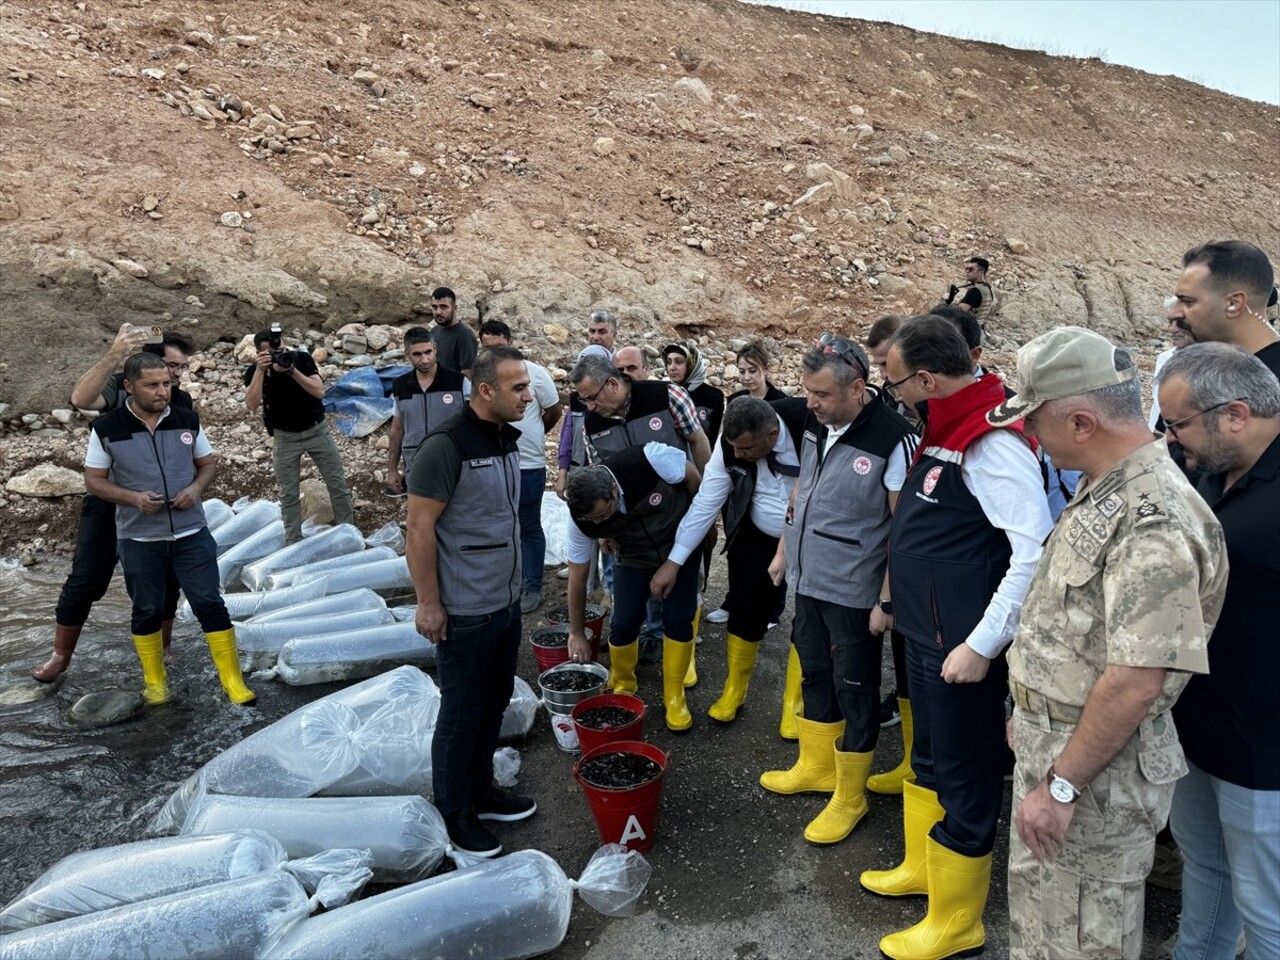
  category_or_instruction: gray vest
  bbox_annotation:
[433,417,522,616]
[402,390,464,472]
[785,425,893,609]
[92,404,208,541]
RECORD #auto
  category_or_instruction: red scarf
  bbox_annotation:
[914,373,1034,465]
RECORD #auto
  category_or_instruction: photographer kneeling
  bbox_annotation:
[244,325,355,543]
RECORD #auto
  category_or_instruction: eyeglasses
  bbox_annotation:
[884,370,929,398]
[578,379,612,407]
[576,491,617,524]
[166,362,190,372]
[1164,398,1242,439]
[817,333,867,376]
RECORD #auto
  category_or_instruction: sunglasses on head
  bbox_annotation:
[817,333,866,374]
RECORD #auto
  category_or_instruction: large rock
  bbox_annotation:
[300,478,334,525]
[6,464,85,497]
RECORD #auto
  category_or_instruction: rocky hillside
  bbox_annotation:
[0,0,1277,552]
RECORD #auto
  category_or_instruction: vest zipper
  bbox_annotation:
[145,429,176,536]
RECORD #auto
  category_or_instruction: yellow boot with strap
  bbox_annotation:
[868,697,915,795]
[759,716,843,794]
[878,836,991,960]
[662,637,694,731]
[861,780,946,897]
[132,631,169,705]
[606,641,639,695]
[684,606,701,688]
[205,628,257,705]
[803,749,874,844]
[778,644,804,740]
[708,633,759,723]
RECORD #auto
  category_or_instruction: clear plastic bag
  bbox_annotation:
[293,556,412,595]
[248,588,388,624]
[541,491,571,565]
[499,676,539,741]
[260,624,435,686]
[0,851,372,960]
[262,846,650,960]
[203,498,235,532]
[151,667,440,834]
[0,830,287,932]
[492,746,521,788]
[364,521,405,553]
[240,524,368,591]
[261,547,397,591]
[178,578,330,623]
[216,520,286,589]
[235,608,396,672]
[390,605,417,622]
[212,500,282,555]
[180,793,451,883]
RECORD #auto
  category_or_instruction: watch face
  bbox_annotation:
[1049,778,1075,803]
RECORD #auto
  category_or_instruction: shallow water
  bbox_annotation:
[0,558,331,905]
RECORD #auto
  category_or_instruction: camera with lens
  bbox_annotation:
[267,322,294,370]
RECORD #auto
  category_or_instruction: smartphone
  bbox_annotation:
[143,325,164,346]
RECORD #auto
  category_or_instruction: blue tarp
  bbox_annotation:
[323,365,410,438]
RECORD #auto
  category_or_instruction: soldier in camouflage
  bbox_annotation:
[987,327,1228,960]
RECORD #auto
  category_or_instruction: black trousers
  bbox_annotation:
[905,630,1008,858]
[724,520,787,644]
[791,593,879,753]
[56,495,179,627]
[890,629,909,699]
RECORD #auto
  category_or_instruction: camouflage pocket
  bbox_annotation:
[1137,714,1188,785]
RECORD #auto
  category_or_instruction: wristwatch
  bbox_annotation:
[877,599,894,615]
[1047,765,1082,804]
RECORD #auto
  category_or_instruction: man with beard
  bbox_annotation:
[386,327,466,498]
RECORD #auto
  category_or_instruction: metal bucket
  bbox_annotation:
[537,661,608,715]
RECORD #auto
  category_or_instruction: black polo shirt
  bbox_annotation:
[242,351,325,434]
[1173,432,1280,789]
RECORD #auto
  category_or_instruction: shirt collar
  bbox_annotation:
[124,399,171,430]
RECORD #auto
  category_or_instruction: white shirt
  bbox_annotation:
[1148,347,1176,431]
[958,429,1053,658]
[516,361,560,470]
[669,415,800,565]
[567,443,687,564]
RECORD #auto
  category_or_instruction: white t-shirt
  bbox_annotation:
[517,361,561,470]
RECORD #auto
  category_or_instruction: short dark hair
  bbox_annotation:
[966,257,990,273]
[404,325,434,348]
[566,466,616,520]
[143,330,195,358]
[929,305,983,350]
[472,345,524,388]
[431,286,456,303]
[569,353,621,389]
[479,320,513,342]
[123,351,169,382]
[588,309,618,331]
[866,315,906,350]
[801,341,868,386]
[892,315,973,378]
[252,328,278,349]
[1182,240,1275,303]
[723,395,778,441]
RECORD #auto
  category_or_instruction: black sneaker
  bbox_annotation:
[444,811,502,857]
[474,787,537,823]
[879,689,901,728]
[638,633,662,665]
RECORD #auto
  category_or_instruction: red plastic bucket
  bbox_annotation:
[544,605,604,660]
[574,740,668,853]
[531,625,572,673]
[571,693,647,754]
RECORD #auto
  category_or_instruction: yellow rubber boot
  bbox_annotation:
[779,644,804,740]
[132,631,170,705]
[869,697,915,795]
[606,641,639,695]
[804,749,874,844]
[861,780,946,897]
[878,837,991,960]
[708,633,759,723]
[662,637,694,731]
[684,607,701,688]
[759,716,843,794]
[205,628,257,705]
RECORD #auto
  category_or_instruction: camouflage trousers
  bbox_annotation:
[1007,705,1183,959]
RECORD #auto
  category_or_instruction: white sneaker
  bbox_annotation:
[706,607,729,624]
[556,567,570,580]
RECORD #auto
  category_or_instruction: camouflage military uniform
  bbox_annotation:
[1006,441,1227,960]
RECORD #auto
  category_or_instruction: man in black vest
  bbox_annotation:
[406,346,534,858]
[244,327,354,544]
[651,395,806,726]
[386,326,466,497]
[761,338,918,847]
[862,316,1051,960]
[84,352,255,707]
[34,326,196,683]
[564,443,701,730]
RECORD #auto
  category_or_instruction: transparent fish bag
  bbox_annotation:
[240,524,367,591]
[261,547,397,590]
[178,578,329,623]
[234,607,395,672]
[293,556,412,595]
[248,588,387,624]
[216,520,286,589]
[260,623,435,686]
[212,500,282,555]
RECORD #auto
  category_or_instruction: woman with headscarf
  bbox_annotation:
[662,340,725,445]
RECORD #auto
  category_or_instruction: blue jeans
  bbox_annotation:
[118,528,228,635]
[431,601,522,818]
[1170,759,1280,960]
[518,468,546,595]
[610,562,699,646]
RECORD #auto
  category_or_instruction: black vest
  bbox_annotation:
[574,379,688,467]
[721,398,808,547]
[575,445,691,569]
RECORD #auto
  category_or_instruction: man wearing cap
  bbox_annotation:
[999,327,1227,960]
[861,316,1052,960]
